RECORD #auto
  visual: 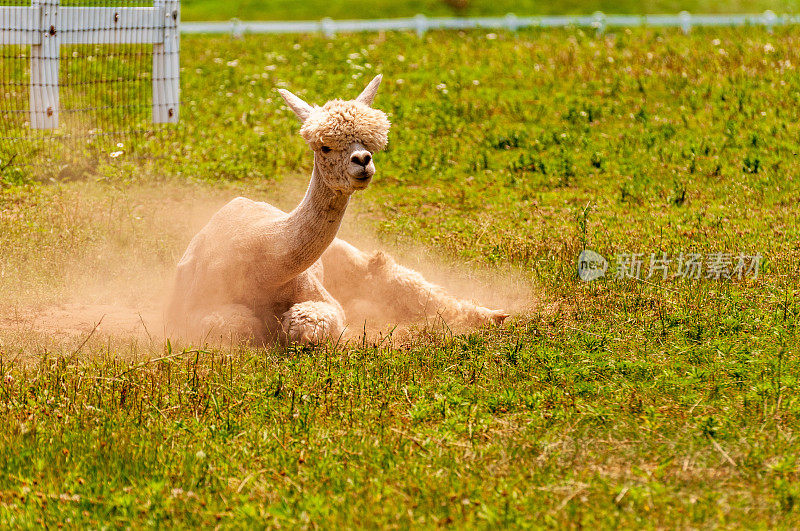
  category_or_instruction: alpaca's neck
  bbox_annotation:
[280,159,350,279]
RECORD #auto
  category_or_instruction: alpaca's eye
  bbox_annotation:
[321,146,331,153]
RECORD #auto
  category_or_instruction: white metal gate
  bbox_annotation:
[0,0,179,131]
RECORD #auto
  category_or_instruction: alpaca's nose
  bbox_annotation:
[351,151,372,167]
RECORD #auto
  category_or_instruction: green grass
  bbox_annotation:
[180,0,800,22]
[1,26,800,527]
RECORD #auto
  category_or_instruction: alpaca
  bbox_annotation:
[166,75,508,345]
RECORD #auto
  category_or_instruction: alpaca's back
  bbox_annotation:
[166,196,287,332]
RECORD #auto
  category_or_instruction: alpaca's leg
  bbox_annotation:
[281,274,345,345]
[321,238,508,326]
[195,304,268,345]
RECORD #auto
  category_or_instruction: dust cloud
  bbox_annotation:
[0,179,537,351]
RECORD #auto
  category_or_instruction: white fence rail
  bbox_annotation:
[0,0,180,129]
[181,11,794,38]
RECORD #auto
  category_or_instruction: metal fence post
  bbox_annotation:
[763,10,777,33]
[415,14,428,38]
[30,0,59,129]
[679,11,692,34]
[153,0,180,123]
[592,11,606,36]
[321,17,335,38]
[505,13,518,32]
[231,17,244,38]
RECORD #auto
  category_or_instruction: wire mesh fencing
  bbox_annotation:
[0,0,179,170]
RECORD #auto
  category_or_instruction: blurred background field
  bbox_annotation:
[181,0,800,21]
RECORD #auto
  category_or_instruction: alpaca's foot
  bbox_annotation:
[282,301,344,346]
[465,306,510,327]
[198,304,267,344]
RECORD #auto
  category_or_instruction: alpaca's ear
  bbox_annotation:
[277,88,313,122]
[355,74,382,106]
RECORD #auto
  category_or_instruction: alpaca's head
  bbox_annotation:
[278,75,390,194]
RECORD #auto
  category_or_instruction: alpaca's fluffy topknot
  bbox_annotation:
[300,99,390,153]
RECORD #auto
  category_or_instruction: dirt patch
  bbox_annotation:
[0,303,161,341]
